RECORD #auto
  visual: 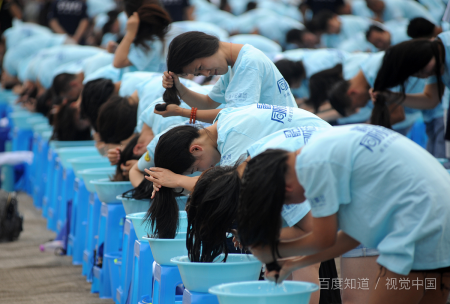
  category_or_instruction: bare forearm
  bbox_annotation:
[49,19,67,34]
[178,85,221,109]
[113,34,133,68]
[180,107,221,123]
[73,19,89,43]
[176,175,199,193]
[130,163,144,187]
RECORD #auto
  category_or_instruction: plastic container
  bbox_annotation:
[90,178,133,203]
[437,158,449,165]
[171,254,262,293]
[209,281,319,304]
[10,112,40,129]
[32,123,52,136]
[142,233,187,266]
[105,252,122,301]
[50,140,95,149]
[68,156,112,178]
[126,211,187,240]
[78,167,116,193]
[117,195,149,215]
[56,147,101,168]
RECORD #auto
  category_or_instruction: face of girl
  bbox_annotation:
[184,145,221,174]
[181,52,229,77]
[284,150,307,205]
[413,57,441,78]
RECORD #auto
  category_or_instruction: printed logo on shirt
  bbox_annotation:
[257,104,272,109]
[57,1,84,14]
[277,78,289,93]
[144,152,151,162]
[221,153,232,163]
[351,125,398,152]
[271,105,288,123]
[227,92,247,102]
[310,195,326,208]
[284,126,320,143]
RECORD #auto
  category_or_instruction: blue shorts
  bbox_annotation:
[342,244,379,258]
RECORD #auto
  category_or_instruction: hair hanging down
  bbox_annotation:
[134,4,171,50]
[52,73,76,98]
[80,78,115,131]
[275,59,305,87]
[308,64,343,113]
[370,39,444,128]
[407,17,436,39]
[147,125,201,238]
[238,149,290,261]
[51,101,92,141]
[123,0,161,18]
[161,31,220,109]
[187,165,241,262]
[112,134,141,181]
[328,79,351,117]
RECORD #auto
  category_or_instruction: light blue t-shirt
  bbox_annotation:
[166,21,229,47]
[82,64,122,84]
[351,0,374,18]
[215,104,332,166]
[228,34,282,60]
[3,33,67,77]
[255,14,304,48]
[383,0,436,23]
[119,72,162,97]
[231,8,276,34]
[208,44,297,108]
[2,22,52,49]
[296,124,450,275]
[321,15,372,49]
[83,52,114,79]
[128,39,166,72]
[384,19,410,47]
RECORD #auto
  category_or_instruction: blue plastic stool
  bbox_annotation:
[105,252,122,302]
[11,127,33,152]
[57,167,75,232]
[68,178,90,263]
[82,193,102,280]
[32,134,49,209]
[47,157,63,232]
[91,202,125,298]
[42,149,57,218]
[1,140,15,192]
[130,240,155,304]
[139,295,152,304]
[116,219,137,304]
[182,289,219,304]
[152,263,183,304]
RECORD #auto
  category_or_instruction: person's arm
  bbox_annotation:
[7,0,22,19]
[49,19,68,34]
[144,167,199,193]
[280,212,312,240]
[184,5,194,20]
[72,18,89,44]
[113,12,139,68]
[250,214,339,264]
[129,161,145,187]
[266,231,359,283]
[163,71,221,109]
[154,104,221,123]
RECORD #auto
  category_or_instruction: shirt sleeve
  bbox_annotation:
[128,41,161,71]
[219,130,256,166]
[298,161,351,218]
[208,71,230,104]
[281,201,311,227]
[137,149,155,171]
[48,1,58,20]
[80,2,88,19]
[426,75,438,85]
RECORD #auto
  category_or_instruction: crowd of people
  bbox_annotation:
[2,0,450,303]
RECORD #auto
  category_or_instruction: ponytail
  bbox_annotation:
[135,4,171,50]
[238,149,289,261]
[308,64,343,113]
[187,165,241,262]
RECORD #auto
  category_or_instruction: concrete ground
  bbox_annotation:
[0,193,113,304]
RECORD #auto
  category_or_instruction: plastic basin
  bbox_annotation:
[41,130,53,141]
[50,140,95,149]
[171,254,262,293]
[33,123,52,136]
[117,195,150,215]
[142,232,187,266]
[56,147,100,168]
[27,116,48,127]
[126,211,187,241]
[10,112,40,129]
[437,158,449,165]
[79,167,116,193]
[209,281,319,304]
[90,178,133,203]
[68,156,112,178]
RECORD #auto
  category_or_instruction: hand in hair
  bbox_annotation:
[107,147,121,165]
[162,71,181,89]
[144,167,181,189]
[250,244,279,264]
[153,103,183,117]
[264,257,296,284]
[126,12,140,38]
[107,41,118,54]
[120,160,138,177]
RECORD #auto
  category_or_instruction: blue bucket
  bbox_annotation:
[209,281,319,304]
[171,254,262,293]
[117,195,149,215]
[142,232,187,266]
[68,156,112,178]
[126,211,187,241]
[56,147,100,168]
[50,140,95,149]
[90,178,133,203]
[78,167,116,193]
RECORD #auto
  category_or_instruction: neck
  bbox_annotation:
[199,122,219,148]
[220,42,244,67]
[76,72,84,83]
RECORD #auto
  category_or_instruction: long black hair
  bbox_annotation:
[134,4,171,50]
[308,64,343,113]
[112,134,141,181]
[162,31,220,107]
[238,149,289,261]
[275,59,305,87]
[147,125,201,238]
[51,102,92,141]
[80,78,115,131]
[186,165,241,262]
[371,39,444,128]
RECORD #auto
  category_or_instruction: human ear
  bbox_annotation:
[189,144,203,154]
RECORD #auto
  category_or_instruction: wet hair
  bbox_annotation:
[96,95,138,144]
[124,0,161,17]
[308,64,343,113]
[275,59,305,87]
[162,31,220,108]
[370,39,444,128]
[133,4,171,51]
[51,102,92,141]
[311,10,335,32]
[52,73,76,97]
[238,149,289,260]
[112,134,141,181]
[365,24,386,41]
[35,89,53,116]
[187,165,241,262]
[80,78,115,131]
[147,125,201,238]
[328,79,351,117]
[407,17,436,39]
